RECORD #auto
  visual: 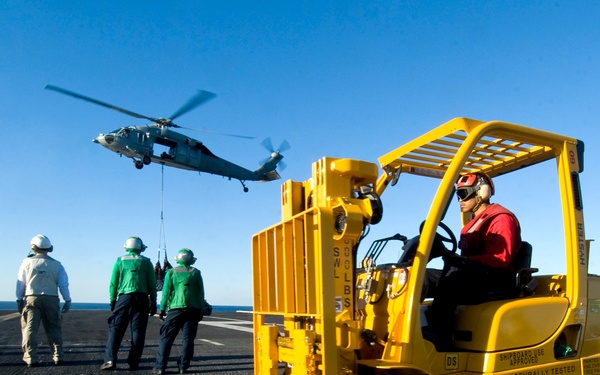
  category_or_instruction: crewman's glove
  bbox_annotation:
[109,300,116,311]
[149,302,157,316]
[159,310,166,321]
[443,254,469,268]
[443,254,477,270]
[62,300,71,313]
[17,300,24,314]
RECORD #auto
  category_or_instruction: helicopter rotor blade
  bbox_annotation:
[278,139,291,153]
[169,90,217,121]
[262,137,291,153]
[46,84,248,138]
[177,125,255,139]
[45,84,159,122]
[261,137,275,152]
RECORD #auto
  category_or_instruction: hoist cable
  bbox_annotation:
[158,164,167,260]
[156,164,171,292]
[158,165,172,277]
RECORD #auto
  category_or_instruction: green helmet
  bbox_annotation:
[124,236,147,253]
[175,248,196,266]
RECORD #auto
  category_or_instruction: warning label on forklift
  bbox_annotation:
[512,365,577,375]
[333,243,353,310]
[584,357,600,375]
[499,349,544,366]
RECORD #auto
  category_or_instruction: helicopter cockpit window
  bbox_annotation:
[117,128,130,138]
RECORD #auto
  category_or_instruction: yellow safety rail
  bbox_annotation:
[375,117,576,196]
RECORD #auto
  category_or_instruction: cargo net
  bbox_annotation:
[154,252,172,291]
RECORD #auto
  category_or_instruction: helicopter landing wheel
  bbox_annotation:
[240,181,249,193]
[134,160,144,169]
[142,155,151,165]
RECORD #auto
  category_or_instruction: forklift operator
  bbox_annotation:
[424,172,521,347]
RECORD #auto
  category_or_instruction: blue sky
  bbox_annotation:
[1,1,599,305]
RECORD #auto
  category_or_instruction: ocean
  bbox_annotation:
[0,301,252,312]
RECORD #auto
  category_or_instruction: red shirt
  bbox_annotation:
[459,204,521,270]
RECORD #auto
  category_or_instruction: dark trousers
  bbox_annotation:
[103,293,150,366]
[155,308,202,371]
[425,265,514,343]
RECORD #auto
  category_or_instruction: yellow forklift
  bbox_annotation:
[252,118,599,374]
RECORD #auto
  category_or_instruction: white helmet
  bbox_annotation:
[30,234,53,252]
[124,236,147,252]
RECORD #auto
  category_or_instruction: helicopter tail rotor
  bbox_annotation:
[260,138,290,171]
[254,137,289,181]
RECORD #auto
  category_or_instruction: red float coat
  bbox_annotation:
[459,203,521,270]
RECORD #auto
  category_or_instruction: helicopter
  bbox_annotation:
[45,85,289,192]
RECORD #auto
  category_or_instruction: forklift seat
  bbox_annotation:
[511,241,539,296]
[476,241,539,302]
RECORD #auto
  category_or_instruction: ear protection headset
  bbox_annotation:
[478,183,492,200]
[456,172,495,201]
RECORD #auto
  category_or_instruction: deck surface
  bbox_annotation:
[0,309,260,374]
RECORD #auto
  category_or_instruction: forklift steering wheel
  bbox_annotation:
[419,220,458,257]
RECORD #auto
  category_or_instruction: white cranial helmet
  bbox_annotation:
[30,234,53,252]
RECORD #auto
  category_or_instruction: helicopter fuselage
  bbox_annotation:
[46,84,285,192]
[93,124,282,186]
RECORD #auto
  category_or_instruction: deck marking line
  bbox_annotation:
[204,316,252,323]
[200,321,254,333]
[199,338,225,346]
[0,313,20,322]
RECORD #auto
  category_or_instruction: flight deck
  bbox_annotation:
[0,310,264,374]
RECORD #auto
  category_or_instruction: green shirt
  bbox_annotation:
[109,251,157,304]
[160,265,204,310]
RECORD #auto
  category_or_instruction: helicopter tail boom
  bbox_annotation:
[261,169,281,181]
[254,151,284,182]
